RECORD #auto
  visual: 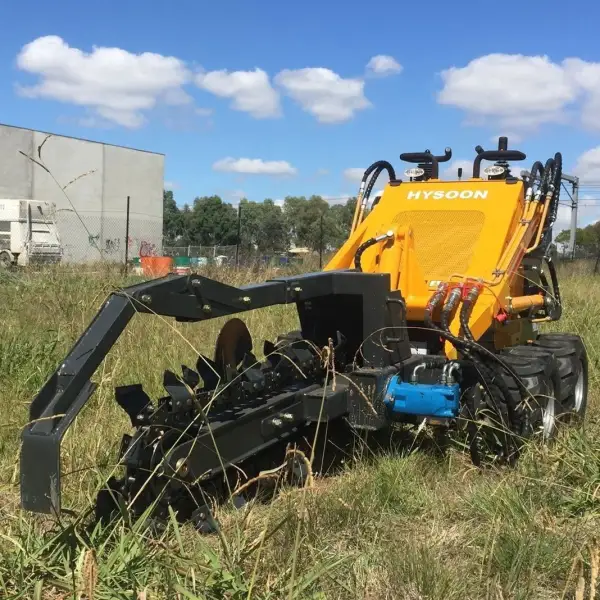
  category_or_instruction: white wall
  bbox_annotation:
[0,124,164,262]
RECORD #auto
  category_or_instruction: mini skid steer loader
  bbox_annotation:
[20,137,589,531]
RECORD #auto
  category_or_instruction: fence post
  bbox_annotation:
[124,195,130,273]
[235,203,242,268]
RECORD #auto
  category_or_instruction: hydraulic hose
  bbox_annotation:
[350,160,396,233]
[354,230,394,271]
[548,152,562,228]
[424,283,449,330]
[459,286,481,342]
[423,288,527,432]
[547,254,562,309]
[440,287,462,332]
[434,287,518,428]
[536,153,562,251]
[526,161,544,201]
[424,288,523,396]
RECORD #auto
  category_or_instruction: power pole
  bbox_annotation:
[568,176,579,259]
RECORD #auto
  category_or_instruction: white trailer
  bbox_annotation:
[0,199,63,267]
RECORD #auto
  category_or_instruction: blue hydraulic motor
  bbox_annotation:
[383,360,461,422]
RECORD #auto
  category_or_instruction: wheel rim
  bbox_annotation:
[542,394,556,440]
[574,365,585,412]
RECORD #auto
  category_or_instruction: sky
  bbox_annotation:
[2,0,600,235]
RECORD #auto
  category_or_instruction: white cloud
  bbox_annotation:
[343,168,366,183]
[316,168,329,176]
[490,133,523,145]
[275,68,371,123]
[164,180,180,190]
[366,55,402,77]
[16,35,192,128]
[195,107,213,117]
[437,53,579,132]
[573,146,600,182]
[196,68,280,118]
[212,157,297,176]
[562,58,600,131]
[439,54,600,136]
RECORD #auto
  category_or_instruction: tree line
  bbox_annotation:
[555,223,600,257]
[163,191,358,252]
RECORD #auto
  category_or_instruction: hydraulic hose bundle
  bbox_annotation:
[424,284,526,455]
[350,160,396,234]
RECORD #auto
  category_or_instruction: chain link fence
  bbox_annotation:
[55,211,159,264]
[161,245,334,270]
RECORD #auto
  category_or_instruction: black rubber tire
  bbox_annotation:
[532,333,589,423]
[461,382,516,467]
[0,251,12,269]
[498,345,561,442]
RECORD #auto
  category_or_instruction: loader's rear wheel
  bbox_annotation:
[532,333,588,423]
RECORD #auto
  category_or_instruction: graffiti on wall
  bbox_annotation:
[139,240,157,257]
[105,238,120,253]
[87,234,121,254]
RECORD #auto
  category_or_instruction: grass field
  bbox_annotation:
[1,263,599,599]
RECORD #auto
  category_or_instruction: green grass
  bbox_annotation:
[0,263,599,599]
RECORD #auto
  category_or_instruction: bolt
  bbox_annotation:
[281,413,294,422]
[202,304,211,313]
[271,417,283,427]
[293,286,302,293]
[192,279,201,286]
[141,294,152,304]
[241,296,251,304]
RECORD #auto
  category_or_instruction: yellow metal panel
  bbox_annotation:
[324,175,547,359]
[391,210,485,281]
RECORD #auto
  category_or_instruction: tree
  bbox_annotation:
[329,197,357,248]
[282,196,308,246]
[162,190,184,245]
[160,190,357,254]
[256,199,288,251]
[188,196,238,246]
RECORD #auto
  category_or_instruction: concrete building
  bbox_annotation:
[0,123,164,263]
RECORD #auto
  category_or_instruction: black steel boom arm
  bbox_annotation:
[20,270,407,515]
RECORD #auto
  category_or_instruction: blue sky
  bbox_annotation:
[2,0,600,233]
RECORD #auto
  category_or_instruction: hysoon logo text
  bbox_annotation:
[407,190,488,200]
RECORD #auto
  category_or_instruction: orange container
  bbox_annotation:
[141,256,173,277]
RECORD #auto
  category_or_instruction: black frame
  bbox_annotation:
[20,269,411,515]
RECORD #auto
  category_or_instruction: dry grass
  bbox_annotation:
[0,261,599,599]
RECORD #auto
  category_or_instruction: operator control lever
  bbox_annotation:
[472,136,526,178]
[399,147,452,180]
